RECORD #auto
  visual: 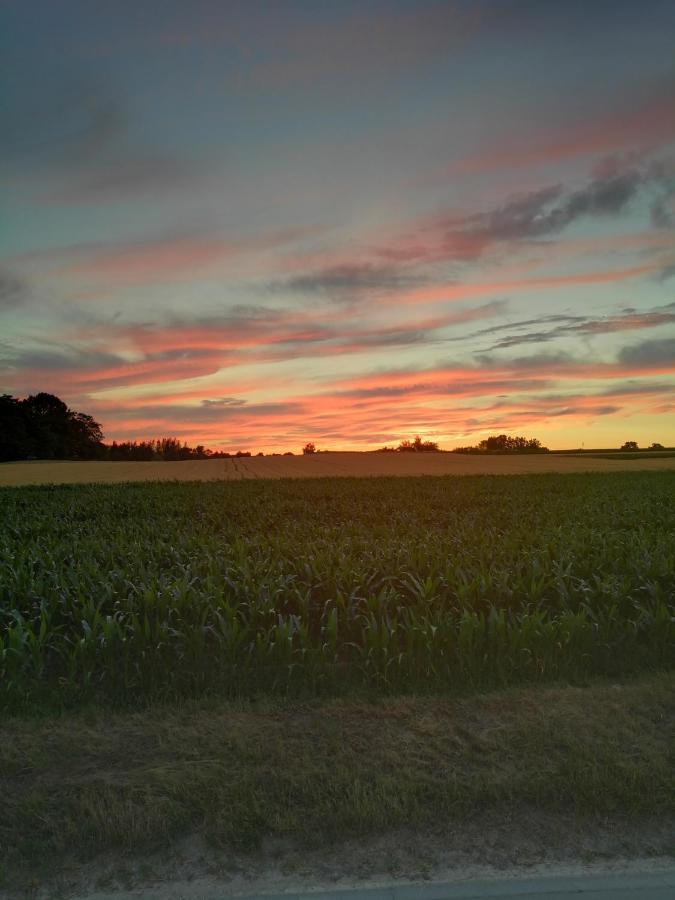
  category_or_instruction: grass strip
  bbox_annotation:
[2,673,673,882]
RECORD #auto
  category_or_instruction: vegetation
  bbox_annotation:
[107,439,250,460]
[0,392,103,462]
[397,435,439,452]
[1,472,673,713]
[617,442,666,451]
[377,435,440,452]
[453,434,549,454]
[0,392,255,462]
[3,674,673,881]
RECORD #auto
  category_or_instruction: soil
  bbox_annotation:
[6,811,674,899]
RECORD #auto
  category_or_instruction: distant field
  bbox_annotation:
[2,450,675,485]
[1,471,673,712]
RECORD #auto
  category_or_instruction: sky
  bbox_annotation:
[1,0,674,453]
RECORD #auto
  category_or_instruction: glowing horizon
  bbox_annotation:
[2,1,674,453]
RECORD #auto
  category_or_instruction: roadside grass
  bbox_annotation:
[2,672,673,886]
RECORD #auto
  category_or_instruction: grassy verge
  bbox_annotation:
[2,673,673,886]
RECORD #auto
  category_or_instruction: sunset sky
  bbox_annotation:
[2,0,674,452]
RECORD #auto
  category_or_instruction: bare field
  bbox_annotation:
[2,451,675,486]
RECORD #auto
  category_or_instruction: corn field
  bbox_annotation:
[1,472,673,711]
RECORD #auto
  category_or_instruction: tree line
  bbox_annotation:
[0,393,257,462]
[107,439,253,461]
[2,392,661,463]
[452,434,549,454]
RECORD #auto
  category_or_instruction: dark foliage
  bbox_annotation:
[106,438,248,461]
[398,436,440,452]
[0,393,254,462]
[0,393,104,462]
[453,434,549,454]
[377,436,440,452]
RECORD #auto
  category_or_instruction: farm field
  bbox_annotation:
[1,449,675,486]
[2,470,674,891]
[1,471,673,712]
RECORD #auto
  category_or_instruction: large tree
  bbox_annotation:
[0,393,104,461]
[0,394,31,462]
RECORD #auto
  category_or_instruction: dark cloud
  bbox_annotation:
[0,270,28,310]
[201,397,246,407]
[618,337,675,366]
[650,193,673,229]
[145,348,219,362]
[2,73,126,166]
[114,401,303,423]
[458,303,675,351]
[336,377,552,400]
[479,351,574,369]
[278,263,426,301]
[563,170,641,217]
[461,170,643,246]
[550,404,621,417]
[0,347,123,372]
[601,380,675,396]
[462,184,565,242]
[47,157,200,204]
[453,313,584,344]
[528,381,674,405]
[398,157,675,266]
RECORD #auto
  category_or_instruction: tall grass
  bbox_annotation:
[1,472,673,711]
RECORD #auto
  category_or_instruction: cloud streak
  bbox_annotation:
[446,88,675,176]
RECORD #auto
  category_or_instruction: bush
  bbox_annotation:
[453,434,549,454]
[397,436,439,452]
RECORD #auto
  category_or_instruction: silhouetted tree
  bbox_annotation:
[0,394,31,461]
[621,441,639,451]
[302,442,317,454]
[0,392,104,460]
[452,434,549,454]
[67,411,104,458]
[397,435,439,452]
[21,393,70,458]
[649,442,664,450]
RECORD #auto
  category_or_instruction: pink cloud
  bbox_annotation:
[22,227,314,286]
[385,263,658,309]
[446,93,675,176]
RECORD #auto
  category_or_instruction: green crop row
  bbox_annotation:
[1,472,673,712]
